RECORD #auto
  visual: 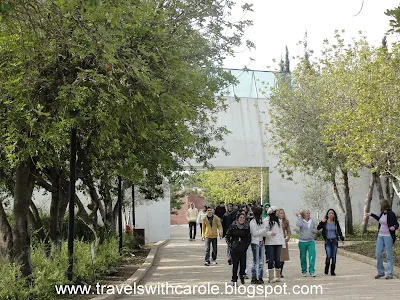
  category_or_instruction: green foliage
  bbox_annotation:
[32,213,96,244]
[195,168,268,205]
[0,0,254,201]
[0,237,123,299]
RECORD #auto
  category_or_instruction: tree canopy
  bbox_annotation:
[0,0,254,277]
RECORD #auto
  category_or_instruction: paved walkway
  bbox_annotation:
[120,226,397,299]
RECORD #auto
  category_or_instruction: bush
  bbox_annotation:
[0,236,127,299]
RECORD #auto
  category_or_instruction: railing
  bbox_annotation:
[222,68,278,99]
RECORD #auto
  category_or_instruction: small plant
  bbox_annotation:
[0,236,126,299]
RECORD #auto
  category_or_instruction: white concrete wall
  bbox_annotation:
[124,182,171,243]
[26,179,171,244]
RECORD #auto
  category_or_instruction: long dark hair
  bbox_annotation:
[269,211,280,228]
[325,208,338,222]
[252,207,263,225]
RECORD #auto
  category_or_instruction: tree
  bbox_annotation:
[0,0,254,277]
[301,176,329,219]
[285,46,290,73]
[320,33,400,208]
[267,32,357,233]
[195,169,266,205]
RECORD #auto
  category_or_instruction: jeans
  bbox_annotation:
[324,239,338,264]
[267,245,282,270]
[376,235,393,276]
[205,238,217,262]
[227,246,231,260]
[199,223,203,236]
[265,244,269,262]
[189,222,196,239]
[298,241,316,274]
[231,246,247,281]
[251,242,264,279]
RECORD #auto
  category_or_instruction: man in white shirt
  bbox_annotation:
[186,202,199,241]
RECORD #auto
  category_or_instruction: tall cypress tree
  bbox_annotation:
[285,46,290,73]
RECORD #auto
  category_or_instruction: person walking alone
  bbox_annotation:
[366,199,399,279]
[186,202,198,241]
[202,207,223,266]
[225,213,251,285]
[317,209,344,276]
[296,210,317,277]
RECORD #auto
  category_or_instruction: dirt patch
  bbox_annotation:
[99,248,151,286]
[343,240,400,268]
[61,248,151,299]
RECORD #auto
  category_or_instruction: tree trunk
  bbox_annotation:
[100,174,115,235]
[0,201,13,261]
[392,177,400,204]
[360,172,375,234]
[374,172,384,200]
[340,168,353,235]
[331,174,345,213]
[385,176,395,208]
[27,205,51,257]
[12,159,35,277]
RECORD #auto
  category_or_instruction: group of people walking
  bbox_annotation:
[186,199,399,284]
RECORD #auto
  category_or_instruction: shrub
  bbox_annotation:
[0,236,126,299]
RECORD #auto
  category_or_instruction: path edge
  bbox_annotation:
[92,239,170,300]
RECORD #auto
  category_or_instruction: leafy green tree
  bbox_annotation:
[0,0,253,277]
[267,32,358,233]
[195,169,267,205]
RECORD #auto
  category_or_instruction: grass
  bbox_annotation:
[343,241,400,269]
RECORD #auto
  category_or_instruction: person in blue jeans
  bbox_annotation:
[317,209,344,276]
[366,199,399,279]
[249,207,267,284]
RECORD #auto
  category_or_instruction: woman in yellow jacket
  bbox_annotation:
[202,207,223,266]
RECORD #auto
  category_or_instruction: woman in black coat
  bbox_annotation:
[225,213,251,285]
[317,209,344,276]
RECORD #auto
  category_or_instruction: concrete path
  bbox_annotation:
[119,226,398,299]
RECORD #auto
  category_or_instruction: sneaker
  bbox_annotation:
[384,275,393,280]
[251,278,258,284]
[212,260,217,265]
[205,261,210,266]
[257,279,264,284]
[375,274,384,279]
[302,272,307,277]
[310,273,316,277]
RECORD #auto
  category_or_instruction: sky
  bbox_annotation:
[223,0,400,71]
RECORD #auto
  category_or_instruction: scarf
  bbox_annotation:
[262,202,270,219]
